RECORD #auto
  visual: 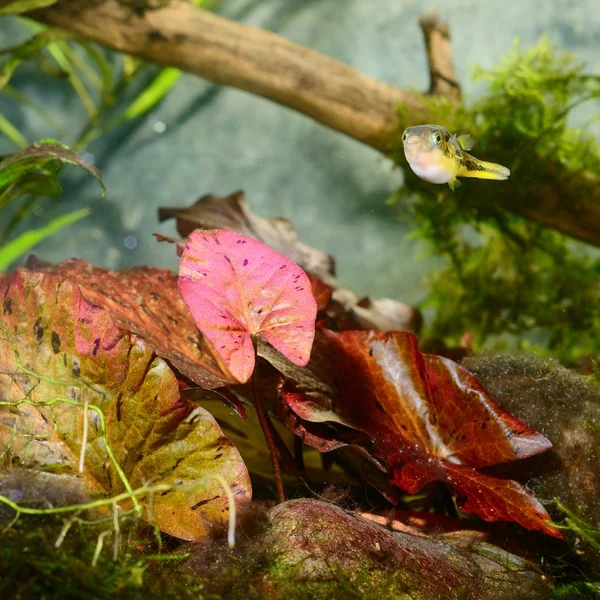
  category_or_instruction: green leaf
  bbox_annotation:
[189,0,223,8]
[30,51,69,79]
[0,208,89,271]
[0,139,105,194]
[0,29,74,91]
[56,41,102,89]
[0,113,28,149]
[0,0,57,16]
[11,171,62,197]
[0,268,251,540]
[116,67,181,124]
[0,172,61,210]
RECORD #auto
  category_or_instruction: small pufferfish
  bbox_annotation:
[401,124,510,191]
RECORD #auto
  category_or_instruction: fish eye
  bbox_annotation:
[402,131,408,142]
[435,133,442,144]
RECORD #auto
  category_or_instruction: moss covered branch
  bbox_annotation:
[34,0,600,247]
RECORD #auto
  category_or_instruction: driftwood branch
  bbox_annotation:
[34,0,600,248]
[419,14,460,102]
[38,0,425,151]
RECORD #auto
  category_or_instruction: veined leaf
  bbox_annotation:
[179,229,318,383]
[264,329,561,538]
[23,258,235,389]
[0,139,105,194]
[0,208,90,272]
[0,268,251,541]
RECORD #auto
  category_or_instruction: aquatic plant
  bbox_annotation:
[0,11,185,270]
[0,138,104,271]
[0,2,597,594]
[389,37,600,362]
[0,267,247,543]
[178,229,318,501]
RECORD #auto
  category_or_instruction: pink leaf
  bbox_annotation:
[178,229,318,383]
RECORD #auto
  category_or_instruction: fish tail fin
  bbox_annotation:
[457,156,510,181]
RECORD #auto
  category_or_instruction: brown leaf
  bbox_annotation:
[329,289,422,333]
[158,190,336,285]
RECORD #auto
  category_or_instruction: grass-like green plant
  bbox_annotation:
[0,8,188,270]
[389,37,600,363]
[0,138,105,271]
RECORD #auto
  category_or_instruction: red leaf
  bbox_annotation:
[22,257,234,389]
[263,328,561,537]
[442,463,559,535]
[307,274,333,313]
[179,230,318,384]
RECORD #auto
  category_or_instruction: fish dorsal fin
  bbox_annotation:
[456,134,474,151]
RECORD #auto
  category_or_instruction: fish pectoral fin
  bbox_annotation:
[456,134,474,151]
[448,177,461,191]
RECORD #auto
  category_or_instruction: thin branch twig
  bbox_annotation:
[419,14,460,102]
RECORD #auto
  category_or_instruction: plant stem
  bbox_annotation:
[251,335,285,503]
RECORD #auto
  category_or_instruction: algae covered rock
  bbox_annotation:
[259,499,549,599]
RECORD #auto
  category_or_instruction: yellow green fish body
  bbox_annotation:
[401,124,510,191]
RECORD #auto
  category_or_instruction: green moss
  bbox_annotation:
[550,581,600,599]
[0,517,196,599]
[389,37,600,363]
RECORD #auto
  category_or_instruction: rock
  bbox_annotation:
[262,500,549,599]
[183,499,550,599]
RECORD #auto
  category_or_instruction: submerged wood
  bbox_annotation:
[35,0,600,247]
